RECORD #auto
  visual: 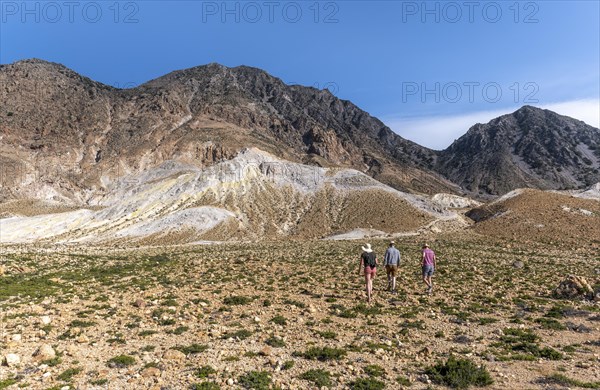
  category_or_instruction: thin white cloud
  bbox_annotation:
[383,99,600,150]
[542,99,600,129]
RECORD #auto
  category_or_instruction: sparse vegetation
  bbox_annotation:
[425,356,493,389]
[57,367,82,381]
[221,329,252,340]
[195,365,217,378]
[0,378,17,389]
[107,354,136,368]
[349,377,386,390]
[238,371,271,389]
[300,369,332,387]
[1,237,597,389]
[223,296,253,305]
[265,336,286,348]
[175,344,209,354]
[544,373,600,388]
[298,346,347,361]
[270,315,287,325]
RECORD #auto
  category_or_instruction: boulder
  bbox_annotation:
[141,366,161,377]
[512,261,524,269]
[553,275,594,299]
[4,353,20,367]
[163,349,186,361]
[33,344,56,361]
[133,299,146,308]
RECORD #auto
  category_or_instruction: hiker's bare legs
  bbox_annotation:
[423,275,431,289]
[365,273,373,303]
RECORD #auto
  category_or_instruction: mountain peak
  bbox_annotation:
[437,105,600,194]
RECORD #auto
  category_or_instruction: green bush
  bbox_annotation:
[545,373,600,389]
[299,346,347,361]
[364,364,386,378]
[0,378,17,389]
[221,329,252,340]
[544,305,566,318]
[425,356,493,389]
[265,336,286,348]
[238,371,271,389]
[283,299,306,308]
[501,328,538,343]
[349,377,385,390]
[396,376,412,386]
[300,369,332,387]
[353,303,382,316]
[69,320,96,328]
[270,315,287,325]
[195,365,217,378]
[107,355,136,368]
[57,367,82,381]
[175,344,209,354]
[535,317,566,330]
[172,326,189,335]
[316,330,337,339]
[223,296,253,305]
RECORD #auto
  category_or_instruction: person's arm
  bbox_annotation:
[433,253,437,269]
[358,257,364,275]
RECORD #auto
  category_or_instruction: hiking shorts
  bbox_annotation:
[385,265,398,277]
[364,266,376,278]
[422,265,434,277]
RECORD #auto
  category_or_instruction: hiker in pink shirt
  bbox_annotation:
[421,243,436,295]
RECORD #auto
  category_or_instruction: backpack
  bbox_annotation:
[363,252,376,268]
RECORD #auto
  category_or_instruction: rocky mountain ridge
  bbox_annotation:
[0,59,458,206]
[437,105,600,195]
[2,59,599,202]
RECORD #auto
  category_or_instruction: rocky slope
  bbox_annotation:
[466,188,600,244]
[437,106,600,195]
[0,149,458,244]
[0,58,458,206]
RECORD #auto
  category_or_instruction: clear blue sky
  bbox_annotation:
[1,0,598,149]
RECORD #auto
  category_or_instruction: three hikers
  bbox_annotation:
[358,242,437,302]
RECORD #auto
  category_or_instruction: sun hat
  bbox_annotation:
[423,243,429,248]
[389,241,395,245]
[361,243,372,253]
